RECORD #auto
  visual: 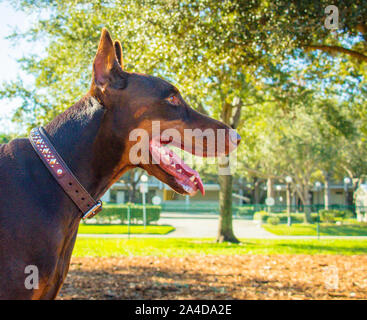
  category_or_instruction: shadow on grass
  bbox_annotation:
[180,239,367,255]
[319,225,367,236]
[264,223,367,236]
[272,241,367,255]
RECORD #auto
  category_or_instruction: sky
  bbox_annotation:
[0,2,39,134]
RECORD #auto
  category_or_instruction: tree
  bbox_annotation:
[122,169,145,203]
[2,0,367,240]
[2,0,269,243]
[0,133,12,144]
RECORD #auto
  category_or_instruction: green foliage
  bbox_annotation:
[256,209,356,225]
[93,203,161,225]
[0,133,12,144]
[253,211,269,221]
[319,209,355,223]
[4,1,367,132]
[254,211,318,224]
[235,206,257,216]
[267,216,280,225]
[319,212,335,223]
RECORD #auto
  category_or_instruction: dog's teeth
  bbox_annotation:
[190,176,195,182]
[182,184,192,193]
[177,168,182,173]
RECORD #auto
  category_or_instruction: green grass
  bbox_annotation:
[263,223,367,236]
[72,238,367,257]
[78,224,175,235]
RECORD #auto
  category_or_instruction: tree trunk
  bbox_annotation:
[267,177,274,212]
[303,187,312,223]
[125,169,144,203]
[253,177,260,204]
[267,178,275,198]
[286,182,292,226]
[217,173,239,243]
[129,186,137,203]
[324,171,331,210]
[286,183,291,214]
[216,100,241,244]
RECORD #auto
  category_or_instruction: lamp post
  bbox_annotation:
[315,181,322,240]
[276,184,282,195]
[140,174,148,228]
[344,177,351,209]
[285,176,292,226]
[315,181,322,207]
[262,184,267,213]
[275,185,281,212]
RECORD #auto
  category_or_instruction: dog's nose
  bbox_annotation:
[230,130,241,146]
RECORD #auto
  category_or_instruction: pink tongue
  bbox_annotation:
[150,140,205,195]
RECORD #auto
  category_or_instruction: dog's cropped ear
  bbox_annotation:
[114,40,124,69]
[93,28,126,89]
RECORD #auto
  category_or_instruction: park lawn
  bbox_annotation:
[263,223,367,236]
[78,224,175,235]
[72,238,367,257]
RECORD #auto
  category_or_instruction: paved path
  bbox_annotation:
[158,213,275,238]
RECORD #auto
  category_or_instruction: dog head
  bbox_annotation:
[90,29,241,196]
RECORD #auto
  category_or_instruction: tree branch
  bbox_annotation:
[196,102,209,116]
[357,23,367,42]
[231,103,242,129]
[242,166,283,180]
[305,45,367,62]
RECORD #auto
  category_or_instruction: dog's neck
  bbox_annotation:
[44,94,130,208]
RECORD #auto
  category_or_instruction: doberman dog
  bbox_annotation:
[0,29,240,299]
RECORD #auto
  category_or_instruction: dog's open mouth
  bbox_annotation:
[149,138,205,196]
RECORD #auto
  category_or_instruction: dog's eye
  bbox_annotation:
[166,95,180,105]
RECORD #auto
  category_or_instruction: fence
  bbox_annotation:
[80,202,366,238]
[234,204,357,215]
[161,201,220,213]
[161,202,362,215]
[85,203,162,224]
[86,202,367,225]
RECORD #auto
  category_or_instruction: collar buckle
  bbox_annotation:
[82,200,103,220]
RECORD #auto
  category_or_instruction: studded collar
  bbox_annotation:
[29,127,102,219]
